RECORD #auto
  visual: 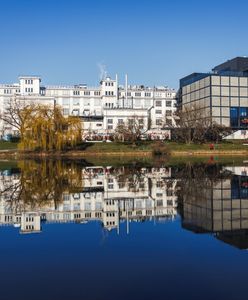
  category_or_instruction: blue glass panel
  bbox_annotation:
[230,107,239,127]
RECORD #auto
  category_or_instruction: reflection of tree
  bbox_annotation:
[111,166,147,192]
[0,160,85,212]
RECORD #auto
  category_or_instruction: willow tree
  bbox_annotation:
[0,160,85,211]
[0,99,82,151]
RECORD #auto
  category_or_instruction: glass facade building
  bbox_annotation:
[179,57,248,129]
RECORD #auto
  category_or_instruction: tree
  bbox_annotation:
[0,97,35,142]
[114,115,146,143]
[0,160,85,212]
[172,104,231,143]
[0,98,82,151]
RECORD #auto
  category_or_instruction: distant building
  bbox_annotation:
[0,75,177,139]
[179,56,248,139]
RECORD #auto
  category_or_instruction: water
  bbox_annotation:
[0,159,248,300]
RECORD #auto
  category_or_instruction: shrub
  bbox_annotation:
[151,141,171,156]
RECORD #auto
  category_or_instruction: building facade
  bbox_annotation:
[0,166,178,234]
[179,57,248,138]
[0,75,177,139]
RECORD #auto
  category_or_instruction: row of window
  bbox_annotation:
[2,88,20,94]
[106,212,115,217]
[25,79,33,84]
[155,119,172,126]
[119,92,173,97]
[155,100,172,107]
[59,98,173,107]
[107,118,144,124]
[155,110,172,116]
[105,82,114,86]
[51,90,101,96]
[105,91,114,96]
[25,88,33,93]
[183,76,248,95]
[106,221,115,226]
[230,107,248,128]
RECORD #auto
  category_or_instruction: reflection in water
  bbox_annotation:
[178,164,248,249]
[0,161,177,234]
[1,160,248,249]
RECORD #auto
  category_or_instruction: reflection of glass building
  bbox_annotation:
[179,57,248,137]
[180,167,248,249]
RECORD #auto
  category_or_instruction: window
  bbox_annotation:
[157,200,163,206]
[105,82,113,86]
[63,108,69,116]
[134,99,141,107]
[118,119,124,124]
[72,109,79,116]
[156,193,163,198]
[144,100,151,108]
[166,101,172,107]
[105,91,114,96]
[138,119,144,124]
[62,98,70,105]
[73,98,80,105]
[135,92,141,97]
[107,119,113,124]
[156,119,162,125]
[107,125,113,130]
[94,91,100,96]
[155,100,162,107]
[165,110,172,116]
[73,90,80,96]
[96,123,102,127]
[155,110,162,114]
[84,91,90,96]
[145,92,151,97]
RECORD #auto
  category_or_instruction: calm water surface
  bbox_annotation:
[0,160,248,300]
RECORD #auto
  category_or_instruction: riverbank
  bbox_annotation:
[1,140,248,158]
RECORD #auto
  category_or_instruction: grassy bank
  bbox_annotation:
[1,140,248,157]
[0,141,18,150]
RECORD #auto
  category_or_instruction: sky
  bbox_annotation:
[0,0,248,89]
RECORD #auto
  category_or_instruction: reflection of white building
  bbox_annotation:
[0,166,178,234]
[0,75,177,139]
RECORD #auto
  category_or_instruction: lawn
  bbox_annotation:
[0,141,18,150]
[82,140,248,153]
[165,141,248,152]
[83,141,154,153]
[0,139,247,154]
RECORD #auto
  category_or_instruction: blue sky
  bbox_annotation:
[0,0,247,88]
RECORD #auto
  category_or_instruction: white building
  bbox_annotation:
[0,75,177,139]
[0,166,178,234]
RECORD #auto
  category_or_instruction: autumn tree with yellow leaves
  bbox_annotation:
[0,98,82,151]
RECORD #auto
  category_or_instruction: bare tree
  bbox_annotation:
[0,97,35,140]
[114,115,146,143]
[172,104,232,143]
